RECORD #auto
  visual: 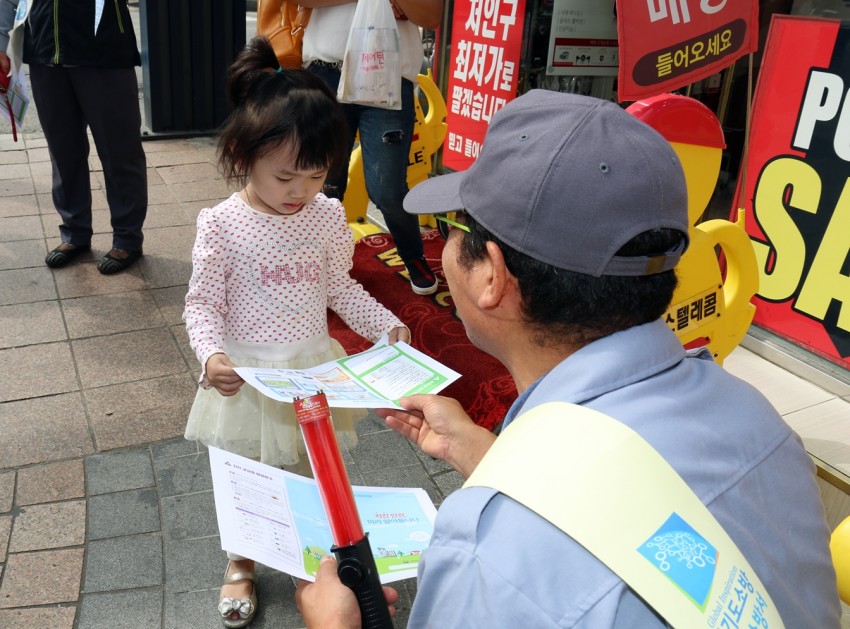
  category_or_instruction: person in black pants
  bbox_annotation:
[0,0,147,275]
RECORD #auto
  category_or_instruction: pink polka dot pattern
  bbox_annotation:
[184,192,404,370]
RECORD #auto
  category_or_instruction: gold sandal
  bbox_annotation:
[218,561,257,628]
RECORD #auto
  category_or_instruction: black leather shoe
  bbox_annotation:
[97,248,143,275]
[45,244,91,268]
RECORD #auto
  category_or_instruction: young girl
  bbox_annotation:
[183,37,409,629]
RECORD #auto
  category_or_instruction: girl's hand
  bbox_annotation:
[387,326,411,345]
[205,353,244,396]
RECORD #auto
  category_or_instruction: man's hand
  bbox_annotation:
[205,353,244,396]
[378,394,496,477]
[0,51,10,76]
[295,555,398,629]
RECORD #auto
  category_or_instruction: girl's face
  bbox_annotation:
[246,141,329,216]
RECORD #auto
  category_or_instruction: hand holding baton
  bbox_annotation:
[294,392,394,629]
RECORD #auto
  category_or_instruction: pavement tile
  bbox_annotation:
[241,568,305,629]
[147,183,181,205]
[0,515,10,557]
[0,606,76,627]
[432,469,465,502]
[157,162,220,185]
[85,450,154,496]
[63,291,165,339]
[0,178,34,197]
[0,214,43,241]
[26,147,49,163]
[87,488,161,541]
[170,179,232,204]
[27,159,50,177]
[9,500,86,552]
[0,266,57,306]
[151,285,190,325]
[36,191,54,214]
[0,163,31,180]
[15,459,85,506]
[144,202,197,229]
[31,173,51,195]
[143,139,198,153]
[412,446,454,476]
[53,259,147,299]
[0,343,79,402]
[146,149,211,168]
[84,374,195,451]
[161,491,218,541]
[77,589,163,629]
[0,301,67,349]
[163,536,223,592]
[72,328,187,389]
[0,471,14,512]
[0,547,84,607]
[134,224,195,290]
[0,194,37,218]
[83,534,163,593]
[173,324,197,369]
[152,436,205,460]
[165,589,229,629]
[154,451,213,498]
[0,393,94,468]
[0,150,28,165]
[349,429,422,473]
[0,238,49,270]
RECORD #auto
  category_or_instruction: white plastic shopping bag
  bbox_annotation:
[337,0,401,110]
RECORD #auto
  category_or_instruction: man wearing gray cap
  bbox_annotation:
[295,91,839,628]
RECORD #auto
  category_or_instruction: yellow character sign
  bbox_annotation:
[628,94,758,364]
[343,72,448,240]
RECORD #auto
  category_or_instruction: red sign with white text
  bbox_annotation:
[736,16,850,370]
[615,0,758,102]
[443,0,527,171]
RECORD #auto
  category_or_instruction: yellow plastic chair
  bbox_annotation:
[627,94,758,365]
[832,515,850,605]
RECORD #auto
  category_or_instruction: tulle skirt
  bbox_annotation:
[184,336,365,467]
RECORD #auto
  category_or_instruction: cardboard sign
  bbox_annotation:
[737,15,850,369]
[615,0,758,102]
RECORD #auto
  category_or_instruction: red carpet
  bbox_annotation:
[329,229,516,431]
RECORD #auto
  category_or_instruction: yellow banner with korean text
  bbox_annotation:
[465,402,783,629]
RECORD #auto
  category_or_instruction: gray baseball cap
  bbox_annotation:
[404,90,689,277]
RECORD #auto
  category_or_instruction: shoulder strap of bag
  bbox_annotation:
[256,0,311,36]
[464,402,784,629]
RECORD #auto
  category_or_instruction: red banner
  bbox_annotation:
[736,15,850,370]
[615,0,758,102]
[442,0,527,171]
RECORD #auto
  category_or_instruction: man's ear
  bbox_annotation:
[478,240,515,310]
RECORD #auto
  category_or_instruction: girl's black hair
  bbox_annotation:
[217,36,349,186]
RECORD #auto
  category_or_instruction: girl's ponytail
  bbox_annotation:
[224,36,280,108]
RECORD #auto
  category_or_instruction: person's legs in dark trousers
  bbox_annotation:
[71,66,147,255]
[29,64,94,263]
[308,66,437,295]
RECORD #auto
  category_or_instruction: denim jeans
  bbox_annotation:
[309,64,425,263]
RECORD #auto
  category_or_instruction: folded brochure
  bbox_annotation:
[234,339,461,409]
[209,446,437,583]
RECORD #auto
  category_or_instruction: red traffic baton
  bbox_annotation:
[294,392,393,628]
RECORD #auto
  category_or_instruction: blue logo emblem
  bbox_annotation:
[637,512,717,609]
